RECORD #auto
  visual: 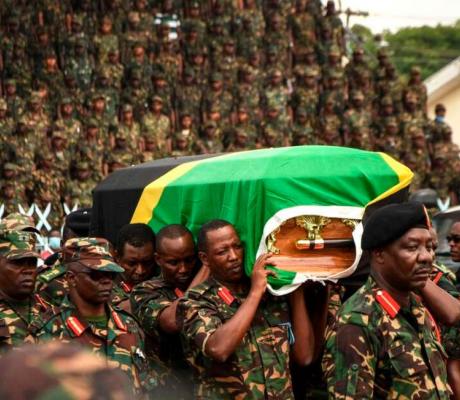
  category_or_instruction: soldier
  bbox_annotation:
[103,47,125,90]
[289,0,318,52]
[170,130,195,157]
[226,128,254,152]
[93,15,119,66]
[196,120,224,154]
[232,104,259,147]
[323,202,452,399]
[429,103,452,149]
[290,68,320,127]
[132,224,207,399]
[32,238,162,396]
[0,223,47,353]
[292,108,316,145]
[444,223,460,397]
[112,223,158,313]
[3,79,24,121]
[178,220,317,399]
[64,37,94,92]
[117,103,142,152]
[201,71,234,125]
[36,208,92,306]
[64,162,96,209]
[405,66,428,116]
[31,151,65,230]
[121,68,149,120]
[342,90,372,147]
[345,46,371,91]
[49,129,71,179]
[54,97,82,148]
[175,68,202,124]
[0,99,14,142]
[37,50,66,96]
[235,66,262,124]
[21,91,51,140]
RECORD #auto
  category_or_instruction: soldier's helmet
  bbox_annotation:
[0,225,40,260]
[2,213,38,233]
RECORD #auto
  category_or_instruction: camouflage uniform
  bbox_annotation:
[178,277,294,399]
[31,238,164,395]
[132,277,194,399]
[323,276,451,399]
[0,226,47,353]
[36,258,68,306]
[141,97,171,154]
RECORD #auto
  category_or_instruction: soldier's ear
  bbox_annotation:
[198,251,209,267]
[66,270,77,287]
[372,248,385,265]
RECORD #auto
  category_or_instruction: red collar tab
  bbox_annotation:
[432,271,443,285]
[34,294,48,311]
[112,310,127,331]
[174,288,184,298]
[66,316,85,337]
[120,281,133,293]
[426,309,442,342]
[375,290,400,318]
[217,286,235,305]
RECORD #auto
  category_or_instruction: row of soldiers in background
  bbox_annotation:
[0,0,459,227]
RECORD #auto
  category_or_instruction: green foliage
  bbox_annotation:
[384,21,460,79]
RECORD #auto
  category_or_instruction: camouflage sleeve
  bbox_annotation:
[130,284,173,337]
[178,296,223,356]
[437,274,460,298]
[323,323,378,399]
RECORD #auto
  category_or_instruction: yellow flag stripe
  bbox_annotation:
[131,160,201,223]
[366,153,414,207]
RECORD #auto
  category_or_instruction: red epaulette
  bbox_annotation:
[217,286,235,306]
[34,294,48,311]
[432,271,443,285]
[66,316,85,337]
[174,288,184,298]
[112,310,127,331]
[120,281,133,294]
[375,290,400,318]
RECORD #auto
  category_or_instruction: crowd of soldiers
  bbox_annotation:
[2,201,460,399]
[0,0,458,231]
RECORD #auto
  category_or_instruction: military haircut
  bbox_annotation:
[116,223,156,256]
[197,219,233,253]
[156,224,194,252]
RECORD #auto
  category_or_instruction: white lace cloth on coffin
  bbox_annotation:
[256,205,365,296]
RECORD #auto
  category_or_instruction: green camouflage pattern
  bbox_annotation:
[36,259,68,306]
[0,227,39,260]
[62,237,123,273]
[131,277,194,399]
[431,264,460,359]
[323,276,451,399]
[178,277,294,399]
[31,296,162,395]
[0,290,48,353]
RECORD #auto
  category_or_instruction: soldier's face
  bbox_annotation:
[155,234,196,289]
[68,265,115,304]
[374,228,433,291]
[199,226,244,283]
[5,85,16,95]
[62,104,73,116]
[448,223,460,262]
[77,169,90,180]
[117,243,156,285]
[0,257,37,300]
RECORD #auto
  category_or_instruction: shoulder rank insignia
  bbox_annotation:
[217,287,235,306]
[112,311,127,331]
[174,288,184,298]
[120,281,133,293]
[34,294,48,311]
[432,271,443,285]
[375,290,400,318]
[66,316,85,337]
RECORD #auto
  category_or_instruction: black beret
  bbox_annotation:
[65,208,92,237]
[362,202,430,250]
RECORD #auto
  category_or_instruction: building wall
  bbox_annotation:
[427,83,460,145]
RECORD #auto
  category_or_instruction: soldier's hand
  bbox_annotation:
[250,253,277,297]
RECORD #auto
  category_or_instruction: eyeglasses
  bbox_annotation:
[447,235,460,244]
[77,270,117,281]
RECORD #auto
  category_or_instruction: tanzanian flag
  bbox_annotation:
[91,146,412,295]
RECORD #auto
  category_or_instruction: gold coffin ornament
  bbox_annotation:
[266,216,358,277]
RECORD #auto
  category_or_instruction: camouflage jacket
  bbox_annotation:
[31,296,162,394]
[431,264,460,359]
[35,259,68,306]
[131,277,194,399]
[323,276,451,399]
[0,290,48,353]
[111,281,134,314]
[178,277,294,400]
